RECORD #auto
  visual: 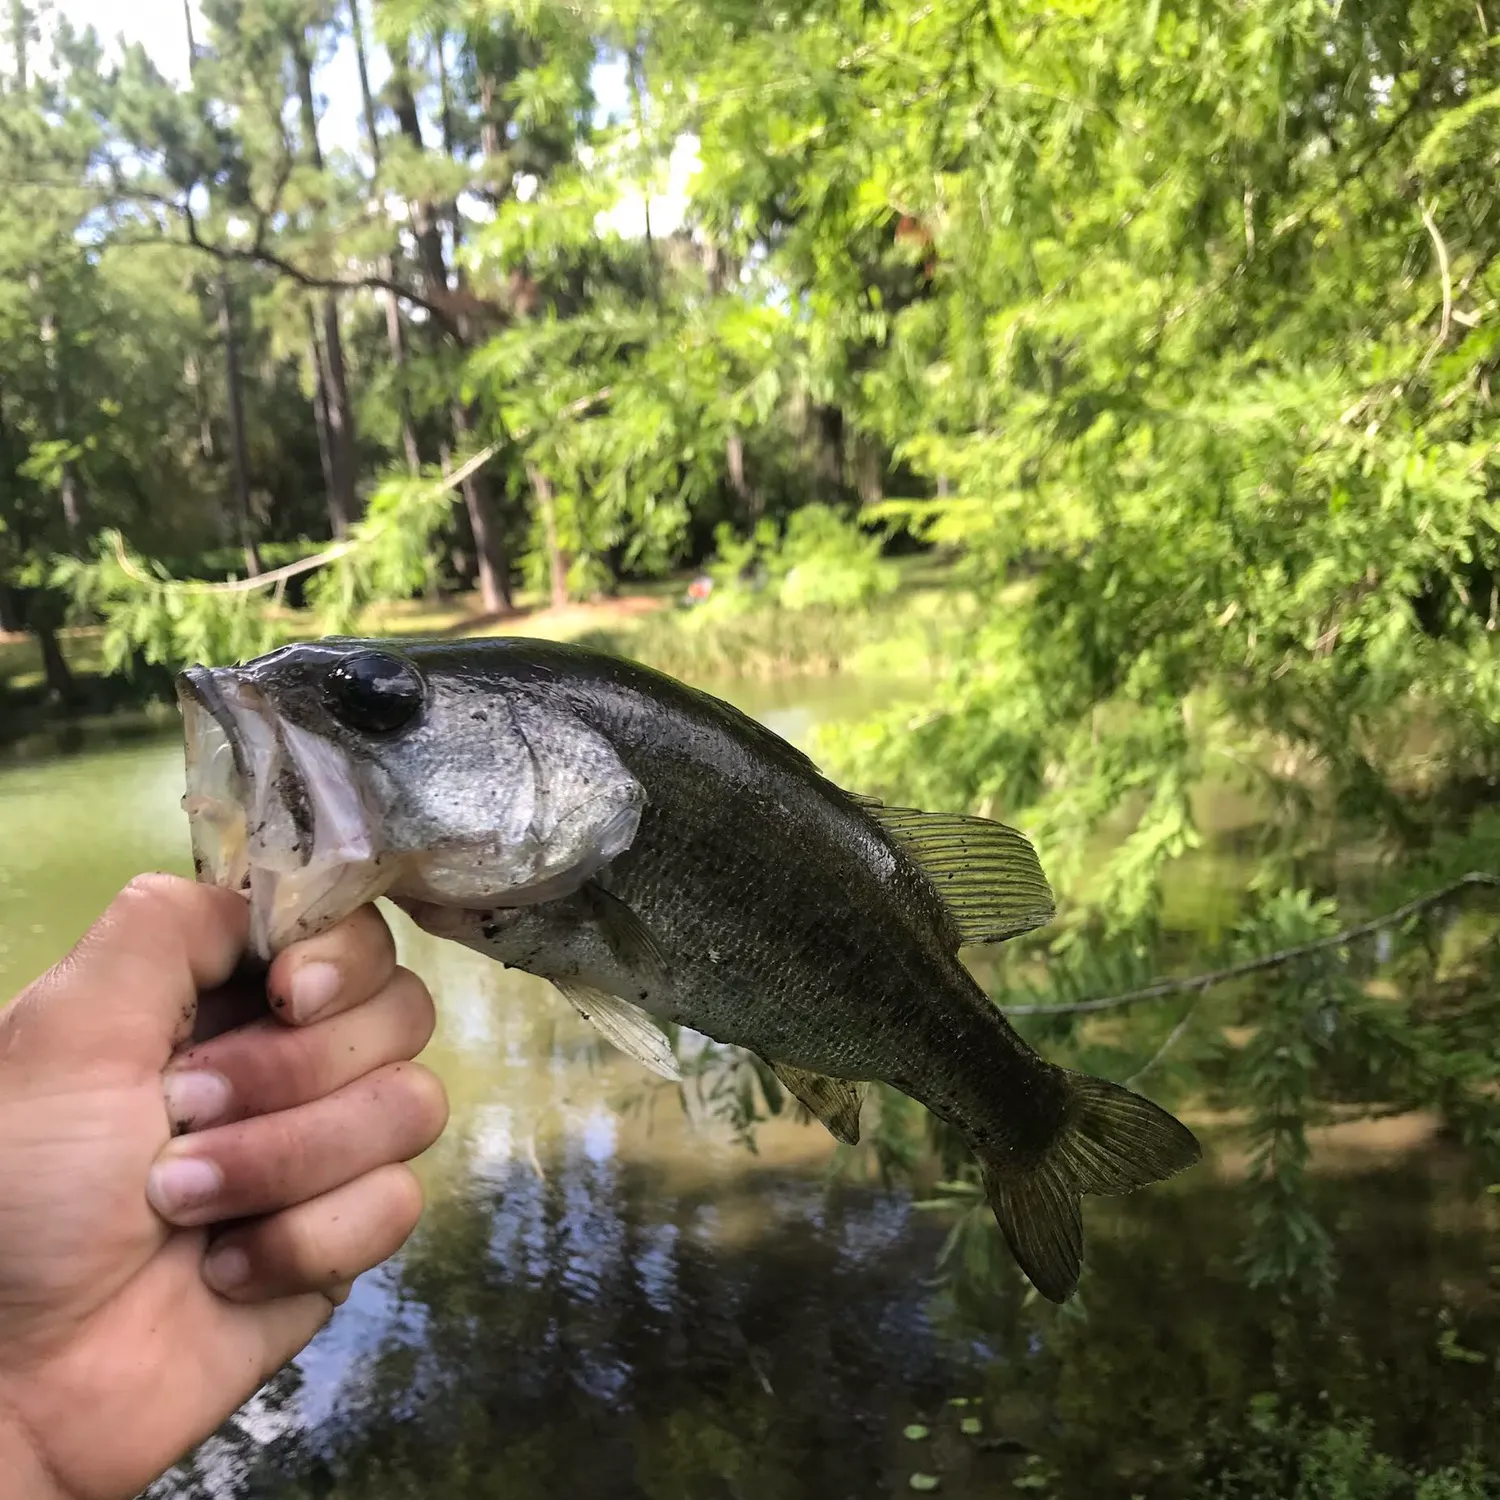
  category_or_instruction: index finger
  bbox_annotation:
[6,874,249,1074]
[265,903,398,1028]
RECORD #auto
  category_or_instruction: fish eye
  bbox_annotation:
[323,651,425,735]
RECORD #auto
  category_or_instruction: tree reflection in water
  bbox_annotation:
[152,1122,1499,1500]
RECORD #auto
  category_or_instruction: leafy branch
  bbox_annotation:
[103,444,498,597]
[1005,873,1500,1017]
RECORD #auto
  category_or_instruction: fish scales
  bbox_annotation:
[529,655,1062,1160]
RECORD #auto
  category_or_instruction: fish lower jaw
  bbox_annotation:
[246,858,402,960]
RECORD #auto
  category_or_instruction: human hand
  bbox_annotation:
[0,875,449,1500]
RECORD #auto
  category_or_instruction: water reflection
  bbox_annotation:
[163,1076,1498,1499]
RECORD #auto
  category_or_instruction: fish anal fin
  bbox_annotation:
[768,1062,866,1145]
[553,979,681,1082]
[862,804,1055,946]
[580,881,669,979]
[976,1070,1202,1302]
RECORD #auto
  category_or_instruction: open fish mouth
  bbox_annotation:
[177,667,393,959]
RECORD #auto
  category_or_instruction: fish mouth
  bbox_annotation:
[177,666,395,959]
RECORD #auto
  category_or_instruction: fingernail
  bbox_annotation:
[162,1070,232,1133]
[203,1244,250,1293]
[289,961,341,1024]
[146,1155,223,1221]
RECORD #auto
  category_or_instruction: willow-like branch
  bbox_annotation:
[1005,871,1500,1017]
[106,381,616,597]
[111,445,499,596]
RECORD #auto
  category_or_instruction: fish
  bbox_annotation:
[176,636,1201,1301]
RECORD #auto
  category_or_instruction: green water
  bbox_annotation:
[1,675,1496,1500]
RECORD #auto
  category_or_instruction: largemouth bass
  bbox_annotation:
[176,637,1200,1301]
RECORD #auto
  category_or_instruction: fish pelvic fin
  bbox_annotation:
[553,980,681,1082]
[978,1072,1202,1303]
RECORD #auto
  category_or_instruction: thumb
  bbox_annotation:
[4,874,250,1076]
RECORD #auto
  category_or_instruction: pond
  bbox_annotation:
[0,669,1495,1499]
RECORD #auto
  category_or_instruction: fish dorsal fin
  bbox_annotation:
[860,802,1056,945]
[768,1062,866,1145]
[553,980,681,1081]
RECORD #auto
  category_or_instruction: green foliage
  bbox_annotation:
[700,505,899,615]
[1232,891,1342,1301]
[1195,1398,1500,1499]
[8,0,1500,1324]
[54,533,283,674]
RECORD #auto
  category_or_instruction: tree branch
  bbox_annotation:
[109,444,499,595]
[1005,872,1500,1017]
[90,176,499,333]
[1419,200,1453,373]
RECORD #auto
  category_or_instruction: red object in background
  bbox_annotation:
[894,214,937,281]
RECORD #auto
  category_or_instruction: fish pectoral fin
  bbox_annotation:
[552,980,681,1082]
[768,1061,866,1145]
[860,802,1056,946]
[580,881,670,980]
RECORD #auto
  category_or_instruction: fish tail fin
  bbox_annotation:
[977,1072,1202,1303]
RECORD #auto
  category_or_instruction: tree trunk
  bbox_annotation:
[853,431,884,507]
[425,34,514,616]
[387,34,451,298]
[348,0,380,171]
[0,577,20,634]
[726,429,762,523]
[350,0,420,476]
[452,404,512,615]
[319,292,360,531]
[811,403,844,498]
[185,10,258,569]
[10,0,29,89]
[186,349,214,463]
[217,274,262,576]
[34,619,74,704]
[478,72,500,159]
[528,463,568,610]
[382,273,421,476]
[628,41,657,281]
[305,307,341,535]
[33,285,82,538]
[291,28,360,531]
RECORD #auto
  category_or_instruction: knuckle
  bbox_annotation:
[118,871,189,908]
[95,874,185,947]
[259,1207,322,1286]
[253,1110,314,1202]
[277,1031,333,1108]
[380,1062,449,1150]
[341,903,396,962]
[385,1162,426,1229]
[390,969,438,1053]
